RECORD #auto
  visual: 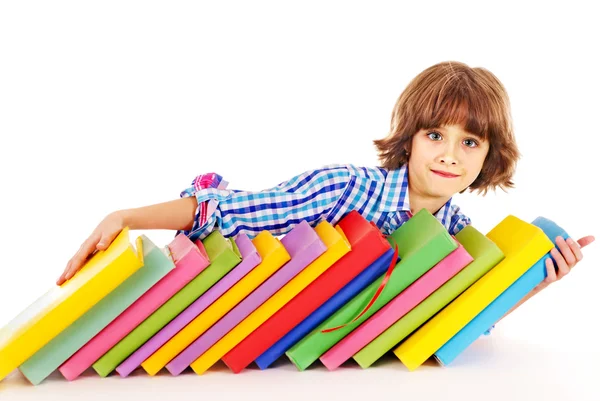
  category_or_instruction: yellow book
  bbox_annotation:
[189,222,351,375]
[393,215,553,371]
[0,227,144,381]
[141,230,290,375]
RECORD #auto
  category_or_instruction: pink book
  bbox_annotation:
[114,234,260,377]
[58,234,210,380]
[319,239,473,370]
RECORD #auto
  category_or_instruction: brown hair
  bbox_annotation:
[373,61,520,195]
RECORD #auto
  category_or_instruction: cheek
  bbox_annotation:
[464,153,487,177]
[409,141,435,164]
[408,152,429,171]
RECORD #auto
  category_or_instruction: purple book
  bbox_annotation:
[115,234,261,377]
[165,220,327,375]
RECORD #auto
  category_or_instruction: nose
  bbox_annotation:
[436,143,459,165]
[439,156,457,165]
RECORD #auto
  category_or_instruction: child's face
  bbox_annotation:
[408,124,489,199]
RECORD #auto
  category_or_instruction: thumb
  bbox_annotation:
[97,231,120,251]
[577,235,596,249]
[96,236,111,251]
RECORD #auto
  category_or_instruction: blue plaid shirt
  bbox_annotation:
[177,163,471,242]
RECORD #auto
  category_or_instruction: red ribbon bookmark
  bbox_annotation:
[321,240,399,334]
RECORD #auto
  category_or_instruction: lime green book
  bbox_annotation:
[286,209,457,371]
[353,225,504,368]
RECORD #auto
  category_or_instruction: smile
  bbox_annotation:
[431,169,461,178]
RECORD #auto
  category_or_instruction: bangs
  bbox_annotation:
[415,74,499,141]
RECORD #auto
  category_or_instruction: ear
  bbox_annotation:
[404,135,415,156]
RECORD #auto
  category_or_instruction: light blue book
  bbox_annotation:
[434,217,569,366]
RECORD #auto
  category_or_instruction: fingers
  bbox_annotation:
[550,246,569,280]
[58,233,101,285]
[71,235,99,271]
[544,257,557,284]
[549,235,585,283]
[555,237,576,268]
[533,234,592,293]
[566,237,583,263]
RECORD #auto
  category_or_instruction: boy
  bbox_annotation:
[57,61,594,321]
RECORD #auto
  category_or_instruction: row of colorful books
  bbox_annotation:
[0,208,566,385]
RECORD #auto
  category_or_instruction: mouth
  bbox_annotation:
[431,169,461,178]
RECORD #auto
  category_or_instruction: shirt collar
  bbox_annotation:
[379,164,454,231]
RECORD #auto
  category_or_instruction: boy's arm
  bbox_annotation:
[178,164,354,241]
[59,165,353,285]
[122,165,351,238]
[58,197,199,285]
[120,197,198,232]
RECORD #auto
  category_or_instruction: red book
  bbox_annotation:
[222,210,391,373]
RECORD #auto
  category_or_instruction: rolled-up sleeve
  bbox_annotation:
[448,205,472,236]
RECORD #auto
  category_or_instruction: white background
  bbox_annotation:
[0,1,598,400]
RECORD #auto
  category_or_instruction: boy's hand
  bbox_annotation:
[57,211,126,286]
[535,235,595,292]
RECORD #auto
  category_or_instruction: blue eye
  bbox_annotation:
[464,138,478,148]
[427,131,442,140]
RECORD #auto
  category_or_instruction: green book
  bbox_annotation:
[18,235,175,385]
[353,225,504,368]
[92,231,242,377]
[286,208,458,371]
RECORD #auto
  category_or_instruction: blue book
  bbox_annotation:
[434,217,568,366]
[255,248,397,369]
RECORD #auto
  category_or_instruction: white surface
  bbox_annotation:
[0,330,598,401]
[0,1,598,399]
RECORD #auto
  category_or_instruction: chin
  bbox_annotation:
[427,185,461,199]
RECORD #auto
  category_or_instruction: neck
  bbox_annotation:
[408,183,450,216]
